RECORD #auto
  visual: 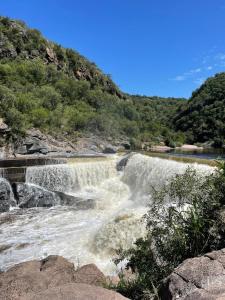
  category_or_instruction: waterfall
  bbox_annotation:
[26,159,117,193]
[0,177,16,210]
[0,168,3,177]
[0,153,214,274]
[122,153,213,203]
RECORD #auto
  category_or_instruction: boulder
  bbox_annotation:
[15,129,77,157]
[20,283,128,300]
[116,153,134,171]
[16,137,49,155]
[55,191,96,209]
[0,178,16,212]
[121,142,131,150]
[0,255,129,300]
[14,184,96,210]
[73,264,106,286]
[160,248,225,300]
[103,145,118,154]
[15,183,60,208]
[0,255,76,299]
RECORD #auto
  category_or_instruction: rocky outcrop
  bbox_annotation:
[0,255,128,300]
[13,183,96,210]
[55,191,96,209]
[116,153,134,171]
[103,145,118,154]
[160,248,225,300]
[15,183,60,208]
[11,183,97,210]
[0,178,16,212]
[0,178,97,212]
[15,129,73,156]
[0,123,130,158]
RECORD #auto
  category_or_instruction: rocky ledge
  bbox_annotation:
[0,255,128,300]
[160,248,225,300]
[0,127,130,158]
[0,180,96,213]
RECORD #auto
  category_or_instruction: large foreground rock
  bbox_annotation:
[73,264,106,286]
[0,178,16,212]
[160,248,225,300]
[0,255,129,300]
[20,283,127,300]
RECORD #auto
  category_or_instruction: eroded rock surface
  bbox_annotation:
[0,255,129,300]
[160,248,225,300]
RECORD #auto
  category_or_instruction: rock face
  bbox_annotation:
[0,178,16,212]
[15,183,60,208]
[160,248,225,300]
[0,255,129,300]
[15,129,76,157]
[2,126,130,158]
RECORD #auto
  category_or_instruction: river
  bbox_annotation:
[0,153,213,274]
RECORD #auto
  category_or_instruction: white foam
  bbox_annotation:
[0,154,214,274]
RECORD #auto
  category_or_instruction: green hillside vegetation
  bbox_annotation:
[0,16,185,146]
[174,73,225,147]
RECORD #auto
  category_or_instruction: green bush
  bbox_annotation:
[114,164,225,299]
[165,138,176,148]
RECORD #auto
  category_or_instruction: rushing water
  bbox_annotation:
[0,154,214,274]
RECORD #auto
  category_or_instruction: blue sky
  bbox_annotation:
[0,0,225,98]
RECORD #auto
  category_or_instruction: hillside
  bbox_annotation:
[0,16,185,150]
[174,73,225,147]
[0,16,122,97]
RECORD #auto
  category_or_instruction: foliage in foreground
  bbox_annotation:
[114,163,225,299]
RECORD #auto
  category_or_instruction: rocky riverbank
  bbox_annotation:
[0,255,128,300]
[0,125,130,158]
[2,249,225,299]
[160,248,225,300]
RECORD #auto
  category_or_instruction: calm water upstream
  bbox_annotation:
[166,148,225,160]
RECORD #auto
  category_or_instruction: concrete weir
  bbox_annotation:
[0,157,67,183]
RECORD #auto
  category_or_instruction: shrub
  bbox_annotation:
[114,164,225,299]
[165,137,176,148]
